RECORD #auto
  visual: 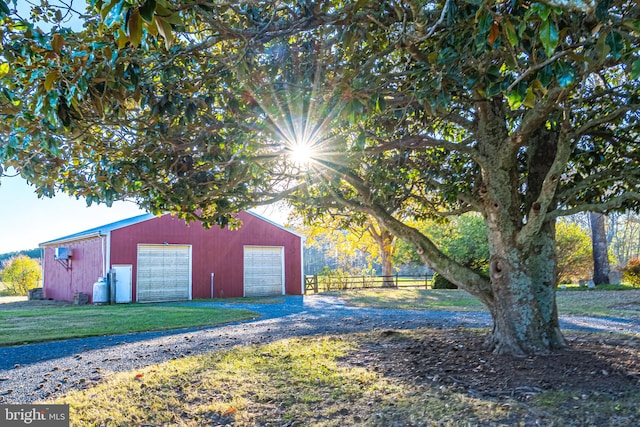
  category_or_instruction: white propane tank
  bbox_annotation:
[92,277,109,304]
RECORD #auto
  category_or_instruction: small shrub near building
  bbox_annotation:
[431,273,458,289]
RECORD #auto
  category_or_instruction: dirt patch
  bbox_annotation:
[345,328,640,400]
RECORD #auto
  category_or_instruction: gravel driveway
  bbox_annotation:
[1,295,638,404]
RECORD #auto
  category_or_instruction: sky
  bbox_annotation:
[0,175,146,253]
[0,174,290,254]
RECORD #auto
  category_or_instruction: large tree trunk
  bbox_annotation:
[484,220,566,356]
[369,198,566,355]
[380,244,394,286]
[590,212,610,285]
[476,104,567,356]
[360,98,571,357]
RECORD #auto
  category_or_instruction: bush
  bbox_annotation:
[0,256,42,296]
[623,257,640,287]
[431,273,458,289]
[316,267,350,291]
[556,221,593,283]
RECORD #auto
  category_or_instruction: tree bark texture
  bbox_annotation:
[484,220,566,356]
[590,212,610,285]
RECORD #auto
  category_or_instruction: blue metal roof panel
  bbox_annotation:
[39,213,156,246]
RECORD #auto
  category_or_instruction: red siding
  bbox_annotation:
[43,237,105,302]
[109,212,302,300]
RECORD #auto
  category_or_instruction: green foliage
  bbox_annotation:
[556,221,593,283]
[431,273,458,290]
[430,215,490,275]
[2,1,638,227]
[0,255,42,296]
[622,257,640,287]
[316,267,350,292]
[397,215,490,276]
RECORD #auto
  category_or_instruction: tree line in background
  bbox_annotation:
[299,211,640,287]
[0,248,40,264]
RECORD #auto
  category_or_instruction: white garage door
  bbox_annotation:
[244,246,284,297]
[137,245,191,302]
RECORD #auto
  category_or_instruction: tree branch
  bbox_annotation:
[364,135,476,156]
[511,86,566,148]
[569,104,639,140]
[517,116,573,249]
[548,191,640,219]
[311,161,493,301]
[507,52,570,93]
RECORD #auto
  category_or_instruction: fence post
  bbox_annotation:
[314,274,318,294]
[425,273,429,289]
[395,273,399,287]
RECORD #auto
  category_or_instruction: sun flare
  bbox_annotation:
[288,139,315,166]
[241,74,343,172]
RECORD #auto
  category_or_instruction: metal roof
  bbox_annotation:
[39,210,302,246]
[39,213,156,246]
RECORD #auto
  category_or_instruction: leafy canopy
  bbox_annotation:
[0,0,638,232]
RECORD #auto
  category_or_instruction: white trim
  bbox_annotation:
[39,232,103,247]
[106,231,111,278]
[41,247,46,294]
[39,213,156,247]
[100,234,106,277]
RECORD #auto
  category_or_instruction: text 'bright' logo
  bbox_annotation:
[1,405,69,426]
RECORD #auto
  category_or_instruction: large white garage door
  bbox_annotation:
[137,244,191,302]
[244,246,284,297]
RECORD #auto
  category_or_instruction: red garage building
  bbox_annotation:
[40,211,304,303]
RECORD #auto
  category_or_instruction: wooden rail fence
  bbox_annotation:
[304,274,433,294]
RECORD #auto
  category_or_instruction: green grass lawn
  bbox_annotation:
[0,303,257,346]
[328,287,640,318]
